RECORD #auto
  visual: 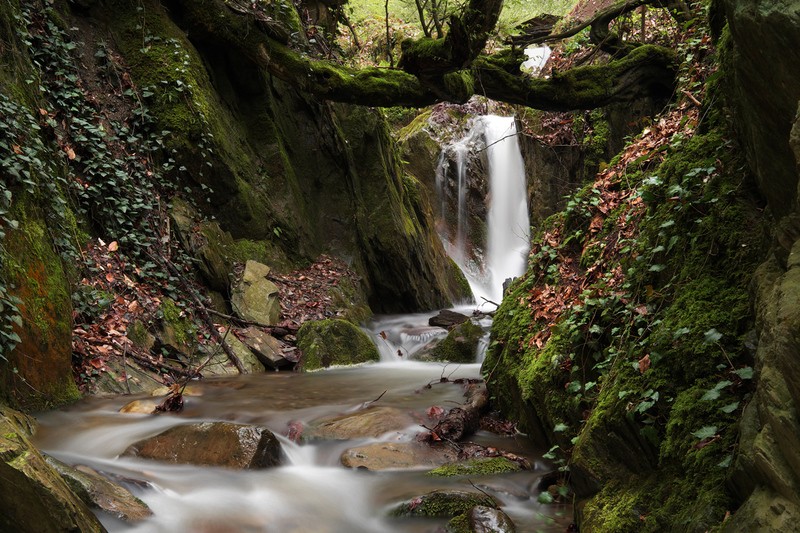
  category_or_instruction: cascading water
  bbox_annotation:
[27,115,560,533]
[437,116,531,304]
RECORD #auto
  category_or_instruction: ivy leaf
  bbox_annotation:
[703,328,723,344]
[719,402,740,414]
[553,423,569,433]
[700,380,732,401]
[692,426,718,439]
[734,366,754,380]
[537,492,554,504]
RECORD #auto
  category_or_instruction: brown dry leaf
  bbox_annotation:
[12,145,22,155]
[108,241,119,252]
[634,305,648,316]
[38,108,48,116]
[638,354,651,374]
[105,273,115,283]
[65,146,76,160]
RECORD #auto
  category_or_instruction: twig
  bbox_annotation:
[467,479,494,500]
[480,296,500,308]
[682,89,702,107]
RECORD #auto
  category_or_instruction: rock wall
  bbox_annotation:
[720,0,800,530]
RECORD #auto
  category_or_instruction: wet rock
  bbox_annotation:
[429,309,470,328]
[296,319,380,371]
[427,457,522,477]
[45,456,152,522]
[340,442,458,470]
[200,330,265,376]
[389,489,497,518]
[306,406,415,440]
[119,399,160,414]
[446,505,517,533]
[123,422,282,469]
[92,357,163,395]
[231,260,281,325]
[238,327,293,370]
[418,320,484,363]
[0,406,104,532]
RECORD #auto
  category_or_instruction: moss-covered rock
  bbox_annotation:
[296,318,380,371]
[446,506,516,533]
[422,320,484,363]
[427,457,521,477]
[389,490,497,518]
[45,456,152,523]
[0,405,104,532]
[230,260,281,326]
[0,202,79,411]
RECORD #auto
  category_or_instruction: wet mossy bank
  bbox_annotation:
[484,2,800,530]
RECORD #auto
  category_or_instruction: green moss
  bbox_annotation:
[428,320,484,363]
[389,490,496,518]
[296,319,380,371]
[427,457,521,477]
[445,513,471,533]
[442,70,475,103]
[159,298,196,349]
[484,50,766,531]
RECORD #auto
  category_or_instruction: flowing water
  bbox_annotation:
[31,115,555,531]
[34,341,569,531]
[437,116,531,305]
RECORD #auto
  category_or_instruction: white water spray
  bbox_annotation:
[438,116,530,304]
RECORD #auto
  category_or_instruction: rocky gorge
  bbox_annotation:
[2,0,800,531]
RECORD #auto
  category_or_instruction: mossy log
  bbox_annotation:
[166,0,677,111]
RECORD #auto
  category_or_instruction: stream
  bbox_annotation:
[34,311,570,532]
[32,115,566,531]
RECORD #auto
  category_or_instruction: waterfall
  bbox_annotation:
[437,116,530,304]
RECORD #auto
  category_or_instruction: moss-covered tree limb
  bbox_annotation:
[167,0,676,111]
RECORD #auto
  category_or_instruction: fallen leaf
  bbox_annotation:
[65,146,76,160]
[108,241,119,252]
[638,354,651,373]
[427,406,445,419]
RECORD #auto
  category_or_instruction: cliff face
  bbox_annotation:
[0,0,467,409]
[720,0,800,530]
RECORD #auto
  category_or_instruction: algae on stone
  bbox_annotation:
[296,318,380,371]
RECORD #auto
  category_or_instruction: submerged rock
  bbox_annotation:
[0,406,104,532]
[123,422,282,469]
[340,442,458,470]
[296,319,380,371]
[45,456,152,522]
[231,260,281,326]
[306,406,416,440]
[390,489,497,518]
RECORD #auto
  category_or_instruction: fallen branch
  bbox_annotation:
[421,382,489,443]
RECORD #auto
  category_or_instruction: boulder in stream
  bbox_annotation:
[231,260,281,325]
[429,309,470,328]
[340,441,458,470]
[446,505,517,533]
[305,406,416,440]
[389,489,497,518]
[418,320,484,363]
[427,457,522,477]
[123,421,282,469]
[0,405,104,532]
[45,456,152,522]
[296,319,380,371]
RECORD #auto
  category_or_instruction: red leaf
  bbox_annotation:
[427,406,445,420]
